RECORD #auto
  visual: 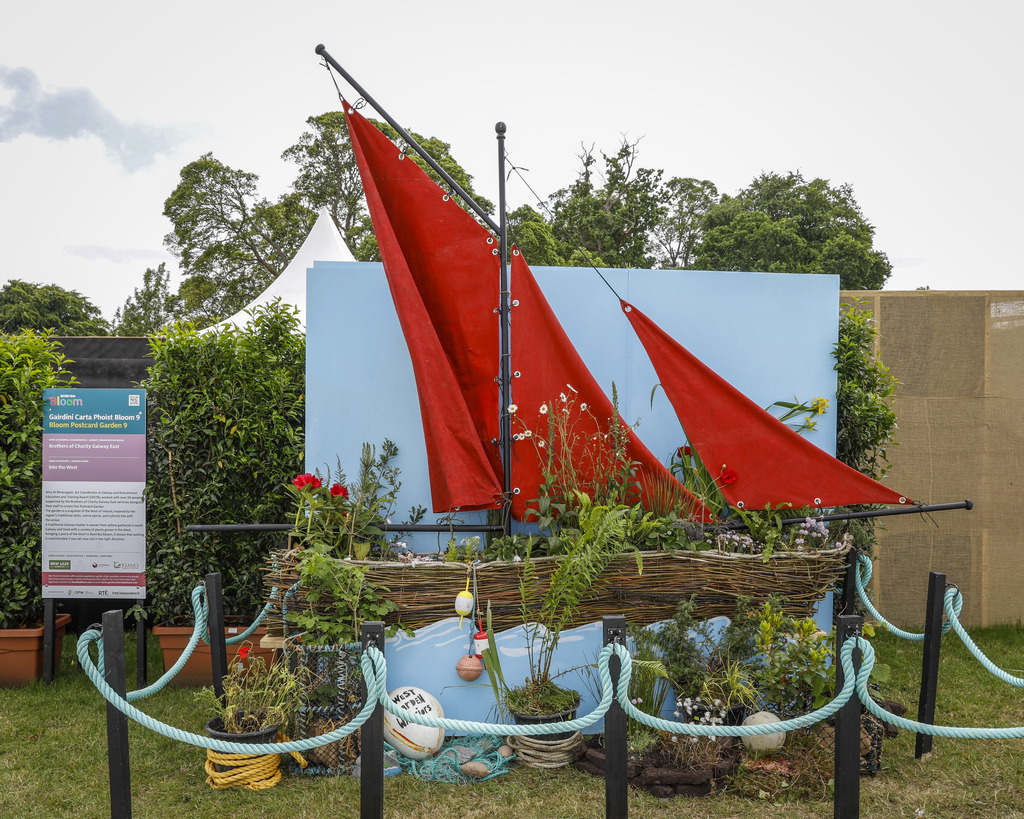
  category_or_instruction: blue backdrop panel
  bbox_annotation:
[305,261,839,725]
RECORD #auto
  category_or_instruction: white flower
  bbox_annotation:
[559,392,567,402]
[538,440,545,448]
[523,429,533,438]
[579,402,588,411]
[507,403,518,414]
[539,403,548,414]
[513,555,522,563]
[567,383,577,393]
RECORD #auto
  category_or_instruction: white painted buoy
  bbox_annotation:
[382,686,445,760]
[741,710,787,752]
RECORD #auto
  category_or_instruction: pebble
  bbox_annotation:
[461,761,490,779]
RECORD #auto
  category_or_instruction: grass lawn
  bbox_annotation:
[1,625,1023,818]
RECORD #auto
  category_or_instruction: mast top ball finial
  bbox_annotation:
[315,44,326,55]
[495,122,506,135]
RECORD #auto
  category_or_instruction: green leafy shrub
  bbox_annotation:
[144,302,305,621]
[0,331,75,627]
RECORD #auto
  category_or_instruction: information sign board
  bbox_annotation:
[41,388,146,598]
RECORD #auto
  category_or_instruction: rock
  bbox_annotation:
[741,711,786,752]
[450,745,476,764]
[461,761,490,779]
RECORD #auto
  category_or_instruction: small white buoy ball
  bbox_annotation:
[741,710,787,752]
[383,686,445,760]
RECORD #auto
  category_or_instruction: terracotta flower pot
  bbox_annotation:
[152,619,272,686]
[0,613,72,687]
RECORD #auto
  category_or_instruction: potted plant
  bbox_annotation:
[0,330,75,685]
[483,494,634,725]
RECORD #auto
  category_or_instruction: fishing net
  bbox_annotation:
[386,735,515,783]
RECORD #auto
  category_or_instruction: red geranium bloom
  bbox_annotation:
[293,473,322,490]
[330,483,349,499]
[720,469,738,485]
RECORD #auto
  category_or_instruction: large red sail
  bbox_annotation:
[622,300,911,510]
[508,253,711,522]
[344,102,502,512]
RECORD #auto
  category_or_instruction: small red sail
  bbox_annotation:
[344,102,502,512]
[622,300,911,510]
[509,253,712,522]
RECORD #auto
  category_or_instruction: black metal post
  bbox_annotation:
[315,45,498,234]
[205,573,228,699]
[496,121,513,535]
[134,600,147,690]
[360,621,386,819]
[603,616,628,818]
[103,610,132,819]
[915,570,946,758]
[840,547,861,617]
[834,613,862,819]
[43,598,55,684]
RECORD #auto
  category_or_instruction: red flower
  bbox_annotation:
[678,445,692,457]
[720,469,738,485]
[293,473,322,490]
[238,645,250,660]
[330,483,349,499]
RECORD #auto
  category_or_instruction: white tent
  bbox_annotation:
[214,208,355,330]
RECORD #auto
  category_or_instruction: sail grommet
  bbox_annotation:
[442,194,450,201]
[513,488,521,495]
[736,501,744,509]
[513,371,521,378]
[814,497,822,506]
[487,237,495,244]
[347,108,355,115]
[512,300,519,307]
[492,249,499,255]
[624,305,632,312]
[398,153,406,160]
[512,249,520,256]
[899,497,907,504]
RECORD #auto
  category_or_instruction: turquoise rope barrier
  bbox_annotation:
[855,638,1024,738]
[612,640,863,737]
[855,555,960,641]
[941,587,1024,688]
[77,626,384,755]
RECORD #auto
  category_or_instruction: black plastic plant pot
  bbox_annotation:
[510,709,578,742]
[204,718,280,772]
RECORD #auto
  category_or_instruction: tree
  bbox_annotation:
[163,153,315,326]
[508,205,564,266]
[649,177,718,269]
[694,172,891,288]
[546,138,664,269]
[0,280,109,335]
[112,262,175,335]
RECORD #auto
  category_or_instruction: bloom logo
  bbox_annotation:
[45,395,83,406]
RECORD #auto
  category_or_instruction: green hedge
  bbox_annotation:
[145,302,306,621]
[0,331,75,628]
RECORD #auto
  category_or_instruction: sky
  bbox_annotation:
[2,1,1021,322]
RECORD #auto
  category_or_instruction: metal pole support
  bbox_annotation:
[360,621,386,819]
[134,600,148,690]
[603,615,628,818]
[103,610,132,819]
[205,573,228,698]
[834,614,863,819]
[916,570,946,758]
[43,598,56,685]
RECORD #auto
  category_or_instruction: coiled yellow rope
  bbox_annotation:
[204,733,307,790]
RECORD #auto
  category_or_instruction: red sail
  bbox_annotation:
[622,300,911,510]
[508,253,712,522]
[344,102,502,512]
